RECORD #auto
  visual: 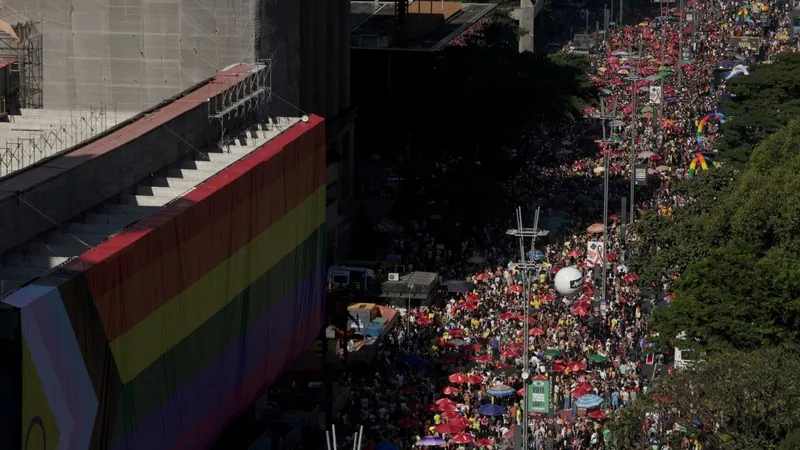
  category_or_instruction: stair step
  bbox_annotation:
[119,195,172,207]
[4,255,69,270]
[179,159,225,172]
[26,244,86,257]
[101,204,160,217]
[166,167,218,180]
[150,177,198,189]
[84,212,133,225]
[68,222,128,235]
[136,185,188,197]
[203,152,242,164]
[48,232,107,246]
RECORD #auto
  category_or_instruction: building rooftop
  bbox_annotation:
[351,1,496,50]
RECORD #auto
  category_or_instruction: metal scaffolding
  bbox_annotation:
[208,59,273,151]
[0,105,113,178]
[0,18,43,111]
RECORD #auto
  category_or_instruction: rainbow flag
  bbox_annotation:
[4,116,328,450]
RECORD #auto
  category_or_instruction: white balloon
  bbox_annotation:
[554,267,583,296]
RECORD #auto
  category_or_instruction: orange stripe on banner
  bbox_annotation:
[68,116,326,342]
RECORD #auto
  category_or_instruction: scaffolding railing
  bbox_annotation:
[0,104,114,178]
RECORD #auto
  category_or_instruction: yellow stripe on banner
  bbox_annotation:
[110,187,325,384]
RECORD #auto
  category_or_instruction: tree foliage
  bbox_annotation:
[633,119,800,351]
[717,53,800,165]
[609,347,800,450]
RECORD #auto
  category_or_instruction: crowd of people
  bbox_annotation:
[332,0,798,449]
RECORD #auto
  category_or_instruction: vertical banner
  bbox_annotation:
[585,241,604,268]
[681,46,693,64]
[649,86,662,104]
[527,379,551,414]
[634,164,648,186]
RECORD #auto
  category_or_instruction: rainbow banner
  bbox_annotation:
[4,116,328,450]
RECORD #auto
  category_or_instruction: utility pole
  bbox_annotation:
[619,0,623,26]
[595,99,617,304]
[657,22,666,149]
[678,0,684,88]
[506,206,547,450]
[625,40,643,225]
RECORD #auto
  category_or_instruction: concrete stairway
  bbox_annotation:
[0,117,299,297]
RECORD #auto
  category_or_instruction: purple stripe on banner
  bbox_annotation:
[27,290,95,450]
[111,263,325,450]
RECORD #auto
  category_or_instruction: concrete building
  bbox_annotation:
[351,1,496,50]
[0,1,355,259]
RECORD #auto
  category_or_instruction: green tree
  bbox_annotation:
[609,347,800,450]
[718,52,800,165]
[632,119,800,351]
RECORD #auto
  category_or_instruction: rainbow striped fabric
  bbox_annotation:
[3,116,327,450]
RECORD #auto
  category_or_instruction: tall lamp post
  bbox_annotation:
[624,39,644,230]
[594,98,618,304]
[506,206,547,449]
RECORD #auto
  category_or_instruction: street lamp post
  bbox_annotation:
[594,98,618,305]
[506,207,547,450]
[406,283,414,345]
[625,39,644,230]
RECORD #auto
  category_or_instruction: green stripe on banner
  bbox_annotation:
[109,227,323,442]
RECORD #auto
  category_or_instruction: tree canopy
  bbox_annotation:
[633,118,800,351]
[717,52,800,165]
[609,347,800,450]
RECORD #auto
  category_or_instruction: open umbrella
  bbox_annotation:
[637,150,656,159]
[376,444,400,450]
[433,423,464,434]
[508,284,524,294]
[416,436,447,447]
[467,374,484,384]
[436,398,455,406]
[442,386,460,396]
[478,403,506,416]
[587,223,604,234]
[589,354,607,363]
[448,373,468,384]
[476,355,492,363]
[475,438,495,447]
[575,394,604,409]
[493,366,520,377]
[450,433,474,444]
[530,327,545,336]
[543,348,561,358]
[487,385,515,397]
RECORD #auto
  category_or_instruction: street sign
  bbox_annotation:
[527,379,551,414]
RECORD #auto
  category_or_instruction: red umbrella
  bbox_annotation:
[540,293,556,303]
[588,410,607,420]
[461,302,478,311]
[568,362,586,372]
[567,249,582,257]
[572,385,592,398]
[530,327,545,336]
[436,398,456,406]
[399,418,418,428]
[438,402,457,412]
[448,373,468,384]
[475,438,495,447]
[450,433,474,444]
[572,306,589,317]
[516,387,525,396]
[518,315,537,324]
[508,284,524,294]
[449,328,465,338]
[442,386,460,396]
[450,417,471,428]
[441,411,460,421]
[474,273,490,281]
[476,355,492,363]
[434,423,464,434]
[467,374,484,384]
[500,350,518,359]
[498,312,517,320]
[417,317,432,325]
[610,213,620,221]
[466,293,480,302]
